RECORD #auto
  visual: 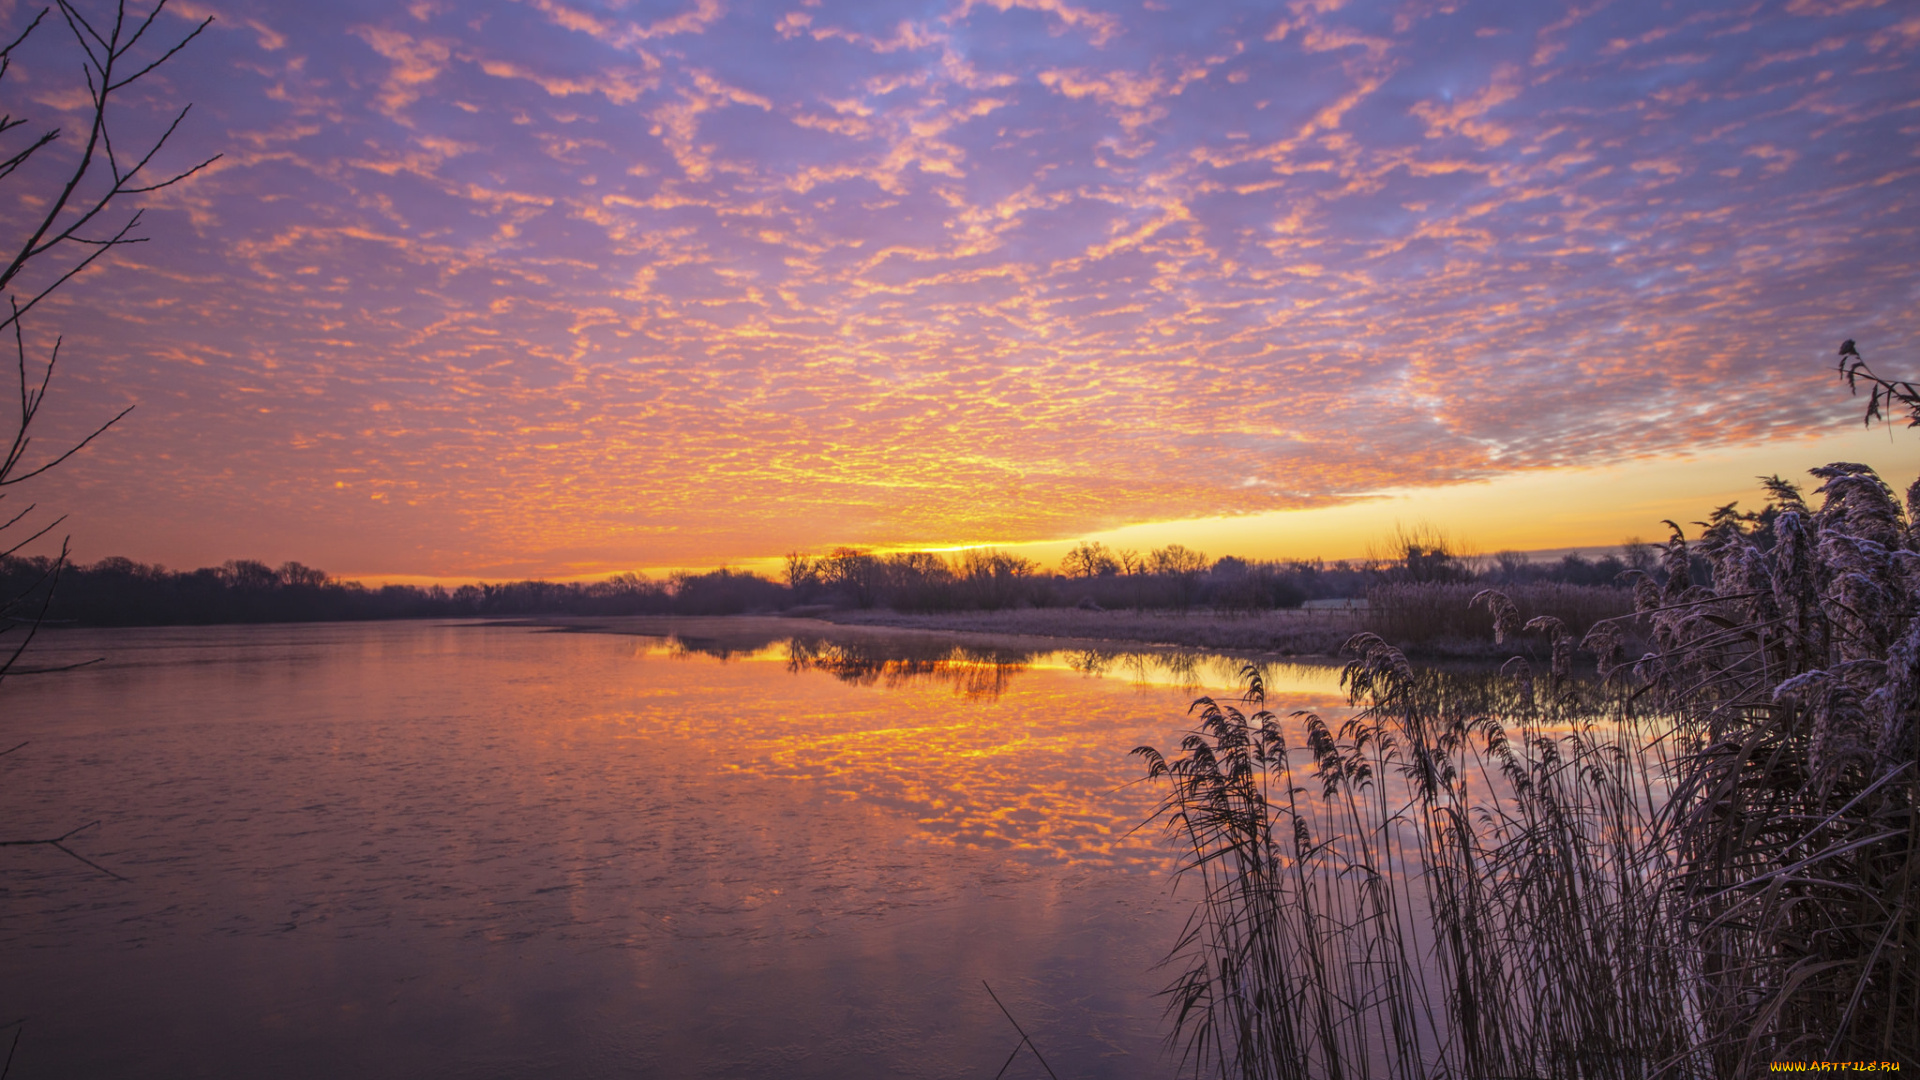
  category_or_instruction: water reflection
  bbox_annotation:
[642,624,1351,704]
[783,637,1030,700]
[6,620,1350,1080]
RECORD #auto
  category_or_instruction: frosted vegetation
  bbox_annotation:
[1139,459,1920,1075]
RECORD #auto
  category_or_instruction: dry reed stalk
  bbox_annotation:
[1141,462,1920,1077]
[1139,645,1704,1079]
[1628,466,1919,1070]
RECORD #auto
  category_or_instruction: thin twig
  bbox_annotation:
[0,1018,20,1080]
[0,820,128,882]
[982,981,1059,1080]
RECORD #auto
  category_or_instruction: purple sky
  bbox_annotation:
[3,0,1916,577]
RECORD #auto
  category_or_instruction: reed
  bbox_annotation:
[1637,467,1919,1069]
[1140,462,1920,1076]
[1137,650,1701,1079]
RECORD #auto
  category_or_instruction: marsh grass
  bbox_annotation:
[1362,582,1635,657]
[1137,651,1700,1079]
[1141,462,1920,1076]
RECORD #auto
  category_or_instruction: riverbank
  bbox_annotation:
[808,606,1359,655]
[504,608,1359,659]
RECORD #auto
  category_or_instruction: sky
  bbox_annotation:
[2,0,1916,581]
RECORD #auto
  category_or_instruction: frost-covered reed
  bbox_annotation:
[1140,462,1919,1076]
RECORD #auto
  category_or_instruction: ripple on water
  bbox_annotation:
[0,620,1351,1079]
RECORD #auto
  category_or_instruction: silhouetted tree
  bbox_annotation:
[1060,540,1119,578]
[1,0,217,889]
[1,0,216,670]
[817,546,882,608]
[881,551,955,611]
[782,551,821,602]
[1378,524,1471,584]
[955,548,1036,610]
[1148,544,1207,609]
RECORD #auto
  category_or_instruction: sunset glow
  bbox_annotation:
[6,0,1916,578]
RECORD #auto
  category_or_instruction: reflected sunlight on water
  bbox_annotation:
[0,620,1354,1080]
[624,634,1354,867]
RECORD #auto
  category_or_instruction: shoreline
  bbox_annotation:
[500,608,1359,661]
[812,606,1359,655]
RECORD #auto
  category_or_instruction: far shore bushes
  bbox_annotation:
[3,534,1653,639]
[0,557,786,626]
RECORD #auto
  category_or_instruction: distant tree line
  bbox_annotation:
[4,533,1663,628]
[785,535,1653,614]
[0,556,783,626]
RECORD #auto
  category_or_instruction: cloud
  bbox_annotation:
[950,0,1123,47]
[1409,65,1521,147]
[522,0,726,49]
[349,25,456,117]
[25,0,1920,576]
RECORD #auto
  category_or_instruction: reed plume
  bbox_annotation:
[1141,458,1920,1076]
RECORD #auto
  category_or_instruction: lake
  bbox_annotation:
[0,618,1353,1079]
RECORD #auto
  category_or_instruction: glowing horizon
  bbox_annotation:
[348,424,1920,586]
[4,0,1915,580]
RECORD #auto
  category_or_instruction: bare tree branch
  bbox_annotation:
[0,820,128,881]
[0,2,210,876]
[0,0,221,317]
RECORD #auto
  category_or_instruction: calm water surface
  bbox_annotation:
[0,620,1349,1079]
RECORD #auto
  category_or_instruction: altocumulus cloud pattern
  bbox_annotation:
[5,0,1916,576]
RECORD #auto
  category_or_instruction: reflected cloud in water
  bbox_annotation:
[587,627,1358,867]
[649,627,1351,705]
[1,621,1225,1077]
